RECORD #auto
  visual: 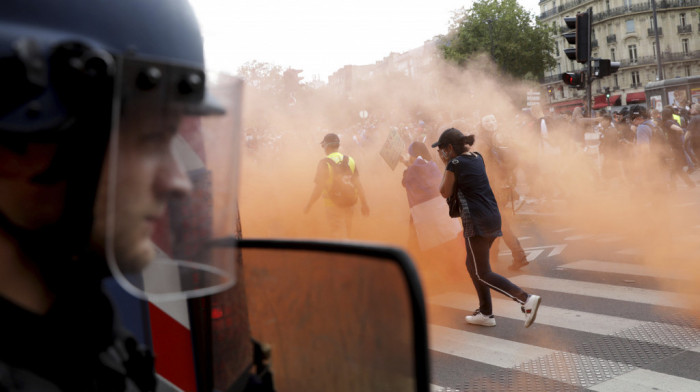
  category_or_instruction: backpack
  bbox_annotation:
[324,155,358,207]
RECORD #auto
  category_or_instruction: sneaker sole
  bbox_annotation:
[524,296,541,328]
[465,317,496,327]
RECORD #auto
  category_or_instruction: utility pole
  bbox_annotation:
[651,0,664,80]
[584,8,593,118]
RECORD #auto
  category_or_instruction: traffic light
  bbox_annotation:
[594,59,620,78]
[605,87,610,99]
[562,71,585,88]
[563,11,590,64]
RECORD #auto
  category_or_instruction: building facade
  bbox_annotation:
[539,0,700,112]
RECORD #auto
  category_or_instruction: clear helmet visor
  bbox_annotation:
[102,56,242,302]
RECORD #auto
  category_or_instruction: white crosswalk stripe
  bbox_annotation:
[429,325,556,367]
[428,264,700,391]
[509,275,698,309]
[560,260,692,281]
[430,292,641,335]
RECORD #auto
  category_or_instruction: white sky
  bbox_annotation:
[191,0,541,83]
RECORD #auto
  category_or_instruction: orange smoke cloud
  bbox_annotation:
[226,55,699,318]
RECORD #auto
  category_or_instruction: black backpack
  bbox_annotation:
[324,155,358,207]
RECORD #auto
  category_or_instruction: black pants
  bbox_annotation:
[465,235,528,315]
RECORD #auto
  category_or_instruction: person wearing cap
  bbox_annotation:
[630,105,654,153]
[661,106,695,189]
[687,103,700,174]
[304,133,369,238]
[433,128,541,328]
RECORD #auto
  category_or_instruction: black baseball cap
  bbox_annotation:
[320,133,340,146]
[431,128,474,148]
[432,128,462,148]
[629,105,648,120]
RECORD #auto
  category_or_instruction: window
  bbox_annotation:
[686,65,691,77]
[624,0,631,7]
[558,63,562,74]
[611,48,616,61]
[606,0,610,11]
[631,71,640,86]
[649,16,654,29]
[555,41,559,57]
[626,19,635,33]
[680,13,686,26]
[682,39,689,55]
[628,45,638,63]
[614,74,619,87]
[653,45,656,59]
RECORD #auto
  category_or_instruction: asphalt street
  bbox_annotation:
[426,173,700,391]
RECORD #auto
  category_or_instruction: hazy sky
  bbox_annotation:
[191,0,542,82]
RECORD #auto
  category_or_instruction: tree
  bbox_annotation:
[237,60,285,93]
[439,0,556,80]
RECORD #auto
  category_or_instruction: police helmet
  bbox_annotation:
[0,0,240,300]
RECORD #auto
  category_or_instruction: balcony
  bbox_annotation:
[606,34,616,44]
[647,27,663,37]
[631,83,643,89]
[678,24,692,34]
[593,0,700,23]
[591,39,599,49]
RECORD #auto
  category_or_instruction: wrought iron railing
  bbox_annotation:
[647,27,663,37]
[678,24,692,34]
[542,0,700,23]
[606,34,616,43]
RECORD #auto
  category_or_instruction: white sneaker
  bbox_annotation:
[523,295,541,328]
[465,309,496,327]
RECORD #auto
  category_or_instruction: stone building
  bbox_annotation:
[539,0,700,112]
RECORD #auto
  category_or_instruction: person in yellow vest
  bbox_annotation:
[304,133,370,238]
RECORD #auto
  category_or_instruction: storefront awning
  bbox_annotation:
[593,94,621,109]
[551,99,583,108]
[625,92,646,103]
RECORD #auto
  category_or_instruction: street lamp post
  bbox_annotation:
[651,0,664,80]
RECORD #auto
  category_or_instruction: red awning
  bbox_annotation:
[626,92,646,103]
[593,94,621,109]
[551,99,583,108]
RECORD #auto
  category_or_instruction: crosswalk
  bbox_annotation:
[427,255,700,391]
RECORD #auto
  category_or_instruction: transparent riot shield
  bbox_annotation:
[103,55,242,301]
[204,239,430,392]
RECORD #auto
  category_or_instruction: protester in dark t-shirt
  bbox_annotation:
[433,128,541,328]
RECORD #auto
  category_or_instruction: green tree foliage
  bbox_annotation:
[237,60,285,92]
[440,0,555,80]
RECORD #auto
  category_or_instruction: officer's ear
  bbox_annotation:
[0,142,58,180]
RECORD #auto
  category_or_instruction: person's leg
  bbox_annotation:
[465,236,493,316]
[500,214,528,269]
[466,236,529,311]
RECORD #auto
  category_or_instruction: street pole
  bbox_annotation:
[651,0,664,80]
[585,7,593,118]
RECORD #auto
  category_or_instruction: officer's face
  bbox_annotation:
[92,112,193,273]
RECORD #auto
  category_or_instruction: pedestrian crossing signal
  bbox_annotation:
[562,72,584,88]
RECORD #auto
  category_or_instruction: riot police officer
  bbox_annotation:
[0,1,244,390]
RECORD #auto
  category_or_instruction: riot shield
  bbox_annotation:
[228,239,430,392]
